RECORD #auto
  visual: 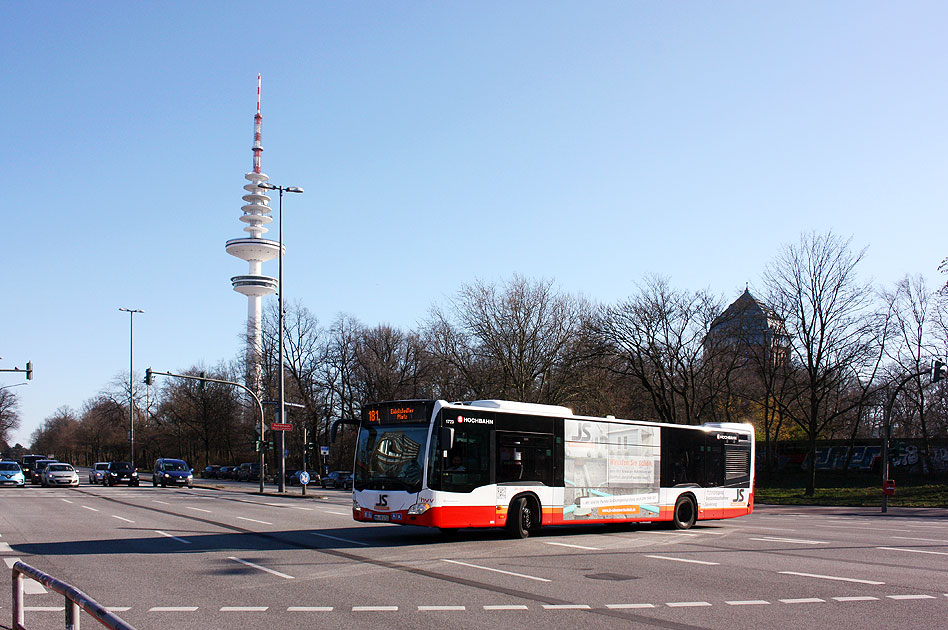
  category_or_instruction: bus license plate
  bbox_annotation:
[373,513,389,522]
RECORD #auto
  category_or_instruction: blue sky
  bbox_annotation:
[4,2,946,446]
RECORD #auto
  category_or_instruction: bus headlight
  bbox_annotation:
[352,499,362,513]
[407,503,430,515]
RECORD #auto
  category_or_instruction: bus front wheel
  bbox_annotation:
[506,496,536,539]
[673,495,697,530]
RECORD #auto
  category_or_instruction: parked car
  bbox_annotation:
[201,465,220,479]
[288,469,320,486]
[31,459,57,484]
[89,462,109,485]
[320,470,352,489]
[42,463,79,487]
[152,458,193,488]
[0,461,26,487]
[19,455,46,481]
[103,462,139,486]
[218,465,236,480]
[237,462,262,482]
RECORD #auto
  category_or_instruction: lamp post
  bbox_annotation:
[257,182,302,493]
[119,308,144,468]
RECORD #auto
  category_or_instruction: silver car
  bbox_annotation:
[42,463,79,487]
[89,462,109,484]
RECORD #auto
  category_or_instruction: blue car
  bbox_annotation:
[0,461,26,487]
[152,458,193,487]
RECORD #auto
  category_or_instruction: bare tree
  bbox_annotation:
[598,274,723,425]
[0,389,20,446]
[426,275,590,405]
[763,231,876,495]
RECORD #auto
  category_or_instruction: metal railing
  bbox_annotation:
[12,561,136,630]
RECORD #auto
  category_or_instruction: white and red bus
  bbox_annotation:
[348,399,754,537]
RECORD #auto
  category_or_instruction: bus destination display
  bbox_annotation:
[364,402,432,425]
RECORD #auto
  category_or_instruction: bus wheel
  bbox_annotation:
[673,495,697,530]
[506,497,534,539]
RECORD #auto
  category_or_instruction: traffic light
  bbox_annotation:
[25,361,32,380]
[144,367,153,386]
[253,440,262,452]
[305,442,315,451]
[933,360,947,383]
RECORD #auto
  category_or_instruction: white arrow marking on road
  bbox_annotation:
[878,546,948,556]
[228,556,294,579]
[441,559,551,582]
[780,571,884,585]
[646,555,719,565]
[155,530,191,544]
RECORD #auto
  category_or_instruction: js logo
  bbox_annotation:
[375,494,388,508]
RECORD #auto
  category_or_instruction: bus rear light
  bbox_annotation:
[407,503,430,515]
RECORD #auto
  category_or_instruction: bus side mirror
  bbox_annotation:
[440,427,455,455]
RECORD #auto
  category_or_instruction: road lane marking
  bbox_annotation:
[149,607,198,612]
[892,536,948,543]
[441,559,551,582]
[324,511,349,516]
[288,606,333,611]
[0,542,11,552]
[667,602,712,607]
[155,530,191,544]
[60,499,73,504]
[484,605,530,610]
[292,507,313,511]
[4,559,46,593]
[81,506,99,512]
[185,507,212,513]
[153,500,171,505]
[887,594,936,600]
[750,536,828,544]
[606,603,655,609]
[111,515,134,523]
[106,607,131,612]
[237,516,272,525]
[353,606,398,611]
[780,571,884,585]
[878,546,948,556]
[228,556,294,579]
[779,598,825,604]
[220,606,268,611]
[645,555,719,565]
[726,600,771,605]
[311,532,370,546]
[543,604,591,609]
[419,605,466,611]
[833,597,878,602]
[544,541,601,550]
[24,606,65,611]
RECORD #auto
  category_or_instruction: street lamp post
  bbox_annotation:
[257,182,302,493]
[119,308,144,468]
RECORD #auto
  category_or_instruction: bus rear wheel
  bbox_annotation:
[506,496,536,539]
[673,495,697,530]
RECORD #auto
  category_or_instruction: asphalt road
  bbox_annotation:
[1,477,946,630]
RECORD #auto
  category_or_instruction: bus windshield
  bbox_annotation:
[354,423,428,493]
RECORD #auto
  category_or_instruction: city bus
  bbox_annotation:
[348,399,754,537]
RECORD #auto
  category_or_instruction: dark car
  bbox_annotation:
[152,458,193,487]
[237,462,262,482]
[320,470,352,489]
[104,461,139,486]
[201,465,220,479]
[19,455,46,481]
[287,469,320,486]
[218,465,235,480]
[30,459,57,484]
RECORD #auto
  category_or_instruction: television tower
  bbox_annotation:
[225,74,282,395]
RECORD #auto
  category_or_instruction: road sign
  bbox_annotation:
[320,446,330,456]
[271,423,292,431]
[299,471,310,485]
